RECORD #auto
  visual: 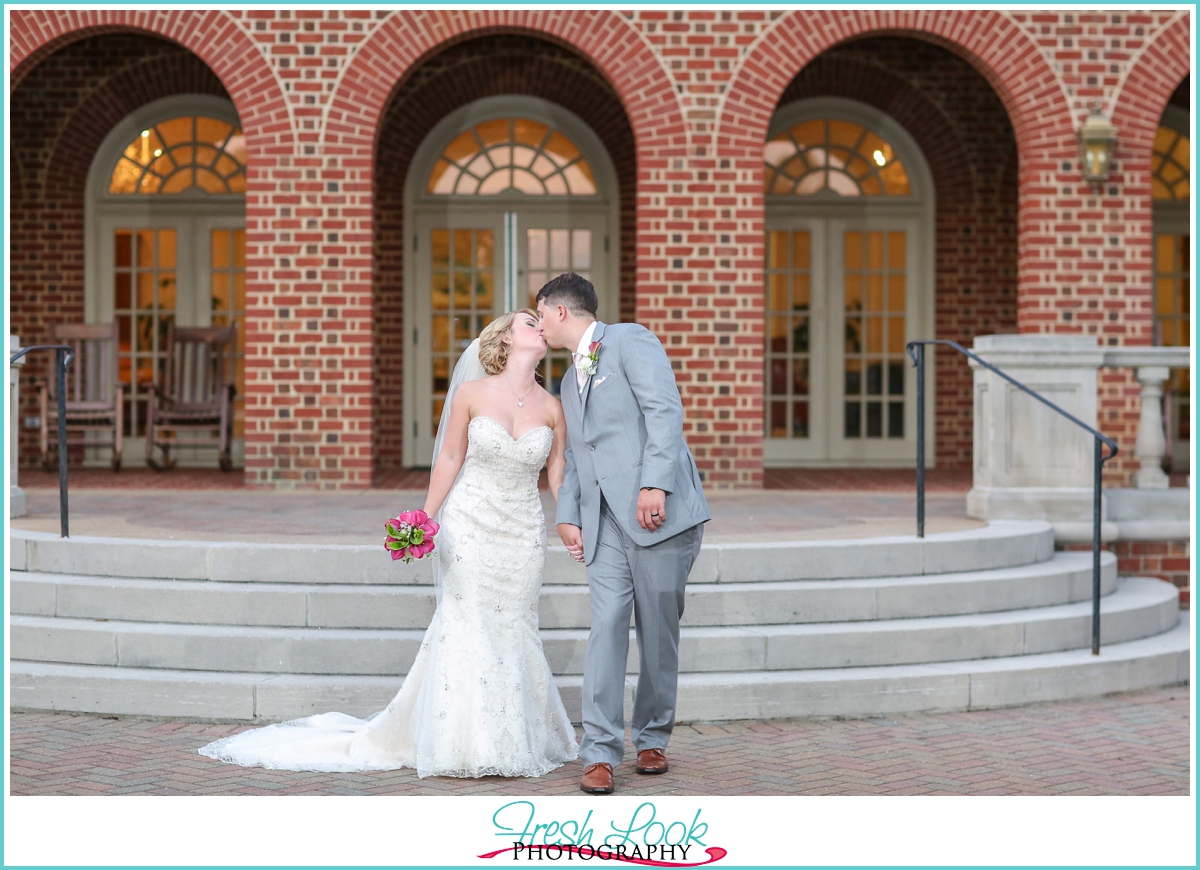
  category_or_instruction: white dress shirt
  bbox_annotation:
[573,320,599,392]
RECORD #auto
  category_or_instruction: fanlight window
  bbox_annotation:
[1152,125,1190,201]
[109,116,246,195]
[765,119,910,197]
[427,118,596,196]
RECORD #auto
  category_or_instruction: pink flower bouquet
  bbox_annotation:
[385,510,440,563]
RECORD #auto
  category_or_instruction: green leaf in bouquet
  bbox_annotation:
[411,529,425,545]
[385,540,404,551]
[386,521,403,538]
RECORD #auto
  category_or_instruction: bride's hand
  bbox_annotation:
[557,523,585,563]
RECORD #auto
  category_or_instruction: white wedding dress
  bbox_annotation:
[200,416,579,777]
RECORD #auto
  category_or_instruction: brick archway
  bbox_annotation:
[325,10,685,162]
[715,9,1074,331]
[324,11,688,481]
[716,10,1068,172]
[9,10,291,150]
[1111,14,1191,176]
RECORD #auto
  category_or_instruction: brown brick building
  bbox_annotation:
[8,9,1191,489]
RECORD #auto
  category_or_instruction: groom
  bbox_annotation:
[536,272,710,795]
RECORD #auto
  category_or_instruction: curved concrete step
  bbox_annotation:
[11,550,1117,629]
[10,615,1189,723]
[10,577,1176,676]
[8,521,1055,585]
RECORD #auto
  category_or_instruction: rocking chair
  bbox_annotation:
[145,323,237,471]
[38,322,124,471]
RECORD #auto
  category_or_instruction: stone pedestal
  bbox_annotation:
[967,334,1107,533]
[10,335,26,518]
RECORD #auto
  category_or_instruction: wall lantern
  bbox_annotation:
[1077,106,1118,187]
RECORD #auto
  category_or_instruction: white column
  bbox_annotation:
[967,334,1107,535]
[1133,365,1170,489]
[10,335,26,518]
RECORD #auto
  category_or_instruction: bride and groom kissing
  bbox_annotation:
[202,272,711,794]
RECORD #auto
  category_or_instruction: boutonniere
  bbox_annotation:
[579,340,601,378]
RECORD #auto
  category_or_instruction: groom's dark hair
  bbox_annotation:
[536,272,598,317]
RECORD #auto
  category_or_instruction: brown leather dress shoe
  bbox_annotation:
[635,748,668,774]
[580,762,615,794]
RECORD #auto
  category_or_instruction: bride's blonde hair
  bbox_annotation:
[477,309,538,376]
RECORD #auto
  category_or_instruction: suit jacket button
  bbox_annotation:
[593,480,599,485]
[589,445,595,451]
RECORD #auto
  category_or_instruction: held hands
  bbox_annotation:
[557,523,585,563]
[637,488,667,531]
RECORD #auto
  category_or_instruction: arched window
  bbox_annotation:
[427,118,596,196]
[1151,124,1190,201]
[108,115,246,195]
[765,119,911,197]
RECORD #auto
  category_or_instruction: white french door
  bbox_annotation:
[411,214,505,465]
[518,209,610,399]
[408,208,612,466]
[93,213,246,465]
[764,215,927,466]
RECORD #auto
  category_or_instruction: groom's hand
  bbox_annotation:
[637,488,667,531]
[557,523,585,563]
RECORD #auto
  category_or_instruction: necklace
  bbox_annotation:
[504,373,537,407]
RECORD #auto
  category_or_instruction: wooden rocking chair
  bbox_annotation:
[39,322,125,471]
[145,323,237,471]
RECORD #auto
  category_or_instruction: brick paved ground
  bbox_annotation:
[10,685,1189,796]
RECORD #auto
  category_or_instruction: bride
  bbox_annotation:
[200,309,580,777]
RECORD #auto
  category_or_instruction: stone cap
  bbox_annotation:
[969,333,1105,368]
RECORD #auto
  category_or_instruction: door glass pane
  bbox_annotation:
[764,230,812,440]
[431,228,496,435]
[210,228,247,439]
[844,229,906,439]
[525,227,592,396]
[114,228,177,439]
[1154,232,1190,444]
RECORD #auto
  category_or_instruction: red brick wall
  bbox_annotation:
[9,33,229,465]
[1113,540,1191,609]
[9,9,1191,489]
[372,34,637,471]
[1063,539,1191,609]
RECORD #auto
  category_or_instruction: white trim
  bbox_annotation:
[763,97,936,468]
[402,95,621,467]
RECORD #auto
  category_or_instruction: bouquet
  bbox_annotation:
[385,509,440,563]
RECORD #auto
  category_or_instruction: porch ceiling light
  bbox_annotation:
[1077,106,1117,187]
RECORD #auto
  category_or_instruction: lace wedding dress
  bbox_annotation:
[200,416,579,777]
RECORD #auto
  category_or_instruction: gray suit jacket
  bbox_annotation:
[555,321,710,565]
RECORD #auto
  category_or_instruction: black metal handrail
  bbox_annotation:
[907,339,1118,655]
[10,344,75,537]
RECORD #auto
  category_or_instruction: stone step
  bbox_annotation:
[8,520,1055,585]
[11,550,1117,630]
[10,615,1189,723]
[10,577,1176,676]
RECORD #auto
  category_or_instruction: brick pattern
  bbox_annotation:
[1114,539,1191,608]
[1063,538,1191,609]
[9,686,1190,795]
[8,10,1190,489]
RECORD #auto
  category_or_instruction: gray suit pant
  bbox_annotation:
[580,498,703,768]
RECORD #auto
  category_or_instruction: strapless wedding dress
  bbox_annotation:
[199,416,579,777]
